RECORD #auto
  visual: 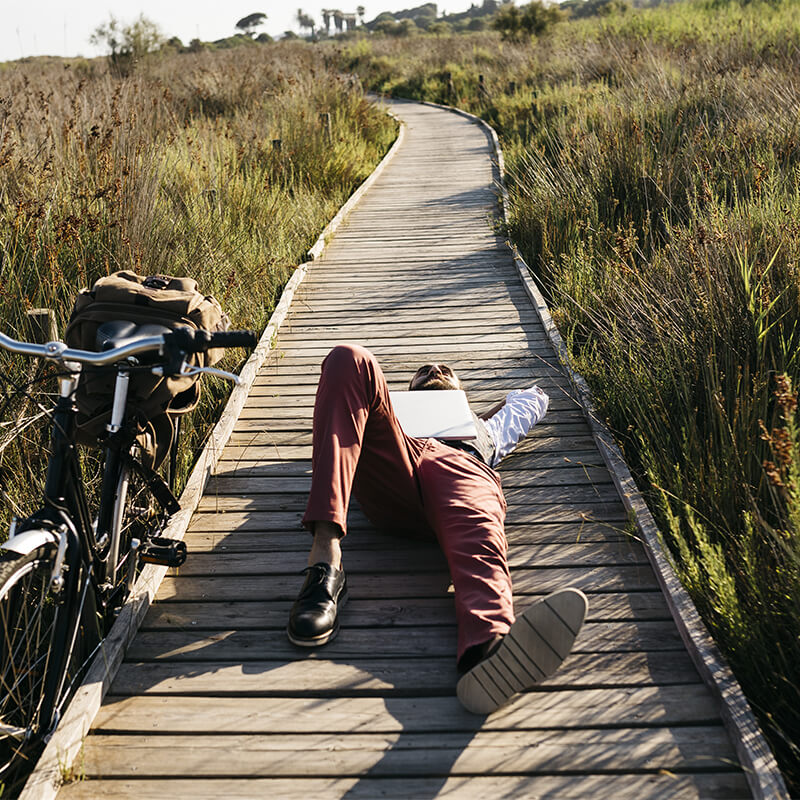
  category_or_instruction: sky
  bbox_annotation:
[1,0,472,63]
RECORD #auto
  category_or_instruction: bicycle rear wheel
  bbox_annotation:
[0,544,71,786]
[105,456,164,602]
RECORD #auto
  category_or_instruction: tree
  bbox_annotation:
[236,13,267,37]
[90,14,164,75]
[357,5,366,24]
[296,9,316,36]
[397,18,419,35]
[428,20,452,35]
[492,0,561,40]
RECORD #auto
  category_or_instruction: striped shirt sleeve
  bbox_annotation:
[483,385,549,467]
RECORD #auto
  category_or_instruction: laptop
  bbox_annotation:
[389,390,477,440]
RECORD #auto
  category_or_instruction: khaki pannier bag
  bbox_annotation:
[65,271,230,468]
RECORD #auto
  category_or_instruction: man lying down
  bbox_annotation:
[287,344,587,714]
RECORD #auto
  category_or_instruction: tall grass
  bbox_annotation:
[332,1,800,788]
[0,43,395,523]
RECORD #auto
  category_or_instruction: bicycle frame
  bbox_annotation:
[1,321,252,780]
[42,366,140,591]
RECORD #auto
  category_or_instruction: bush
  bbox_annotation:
[492,0,564,40]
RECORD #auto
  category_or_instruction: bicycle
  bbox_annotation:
[0,321,257,789]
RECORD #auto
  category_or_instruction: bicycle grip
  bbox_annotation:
[208,330,259,349]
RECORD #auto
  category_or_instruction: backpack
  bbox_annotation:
[64,271,230,468]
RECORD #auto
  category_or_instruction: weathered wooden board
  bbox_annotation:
[123,620,686,662]
[93,686,721,733]
[141,592,669,633]
[184,504,632,532]
[171,541,648,577]
[59,773,752,800]
[209,450,602,474]
[109,649,702,697]
[63,727,740,776]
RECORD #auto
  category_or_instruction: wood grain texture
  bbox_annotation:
[59,774,752,800]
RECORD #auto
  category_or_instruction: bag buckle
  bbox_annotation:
[142,275,169,290]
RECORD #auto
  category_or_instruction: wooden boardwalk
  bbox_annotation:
[60,99,753,798]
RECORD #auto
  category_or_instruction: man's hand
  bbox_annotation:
[479,399,507,421]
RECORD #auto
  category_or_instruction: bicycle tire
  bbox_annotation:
[101,453,164,613]
[0,543,66,786]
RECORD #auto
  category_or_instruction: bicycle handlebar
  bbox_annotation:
[164,328,259,354]
[0,327,258,367]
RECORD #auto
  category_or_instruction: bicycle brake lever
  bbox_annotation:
[179,364,242,385]
[151,364,241,385]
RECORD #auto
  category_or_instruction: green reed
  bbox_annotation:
[331,0,800,787]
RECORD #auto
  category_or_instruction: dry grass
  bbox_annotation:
[0,42,395,521]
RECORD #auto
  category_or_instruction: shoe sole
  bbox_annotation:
[456,588,588,714]
[286,591,349,648]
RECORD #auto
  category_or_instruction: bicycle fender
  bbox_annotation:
[1,528,60,556]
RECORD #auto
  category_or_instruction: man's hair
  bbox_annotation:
[409,375,460,391]
[408,364,462,392]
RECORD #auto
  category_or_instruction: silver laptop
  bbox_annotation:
[389,390,477,440]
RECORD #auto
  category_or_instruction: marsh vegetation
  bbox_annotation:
[332,0,800,786]
[0,43,395,523]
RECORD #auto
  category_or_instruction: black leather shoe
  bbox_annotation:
[287,562,348,647]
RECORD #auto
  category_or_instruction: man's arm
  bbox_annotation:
[479,399,507,421]
[482,386,549,466]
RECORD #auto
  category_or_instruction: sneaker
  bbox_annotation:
[456,588,588,714]
[287,562,348,647]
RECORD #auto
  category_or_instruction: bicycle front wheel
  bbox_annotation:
[0,543,68,784]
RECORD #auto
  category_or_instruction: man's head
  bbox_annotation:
[408,363,462,392]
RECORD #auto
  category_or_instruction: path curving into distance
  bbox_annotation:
[58,98,757,800]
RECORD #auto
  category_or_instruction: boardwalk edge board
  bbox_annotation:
[19,109,406,800]
[405,96,786,799]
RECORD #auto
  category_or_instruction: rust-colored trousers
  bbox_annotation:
[302,344,514,660]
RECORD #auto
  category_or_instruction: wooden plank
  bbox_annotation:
[179,519,635,546]
[222,430,597,451]
[227,423,590,440]
[270,344,559,361]
[254,361,573,379]
[141,591,670,630]
[232,406,585,424]
[65,727,740,776]
[172,542,648,577]
[58,773,753,800]
[274,332,554,349]
[109,650,703,697]
[185,505,632,533]
[209,450,600,474]
[242,390,580,409]
[178,532,642,561]
[194,486,623,513]
[284,307,540,323]
[92,686,722,734]
[123,621,685,662]
[203,465,612,493]
[155,567,658,602]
